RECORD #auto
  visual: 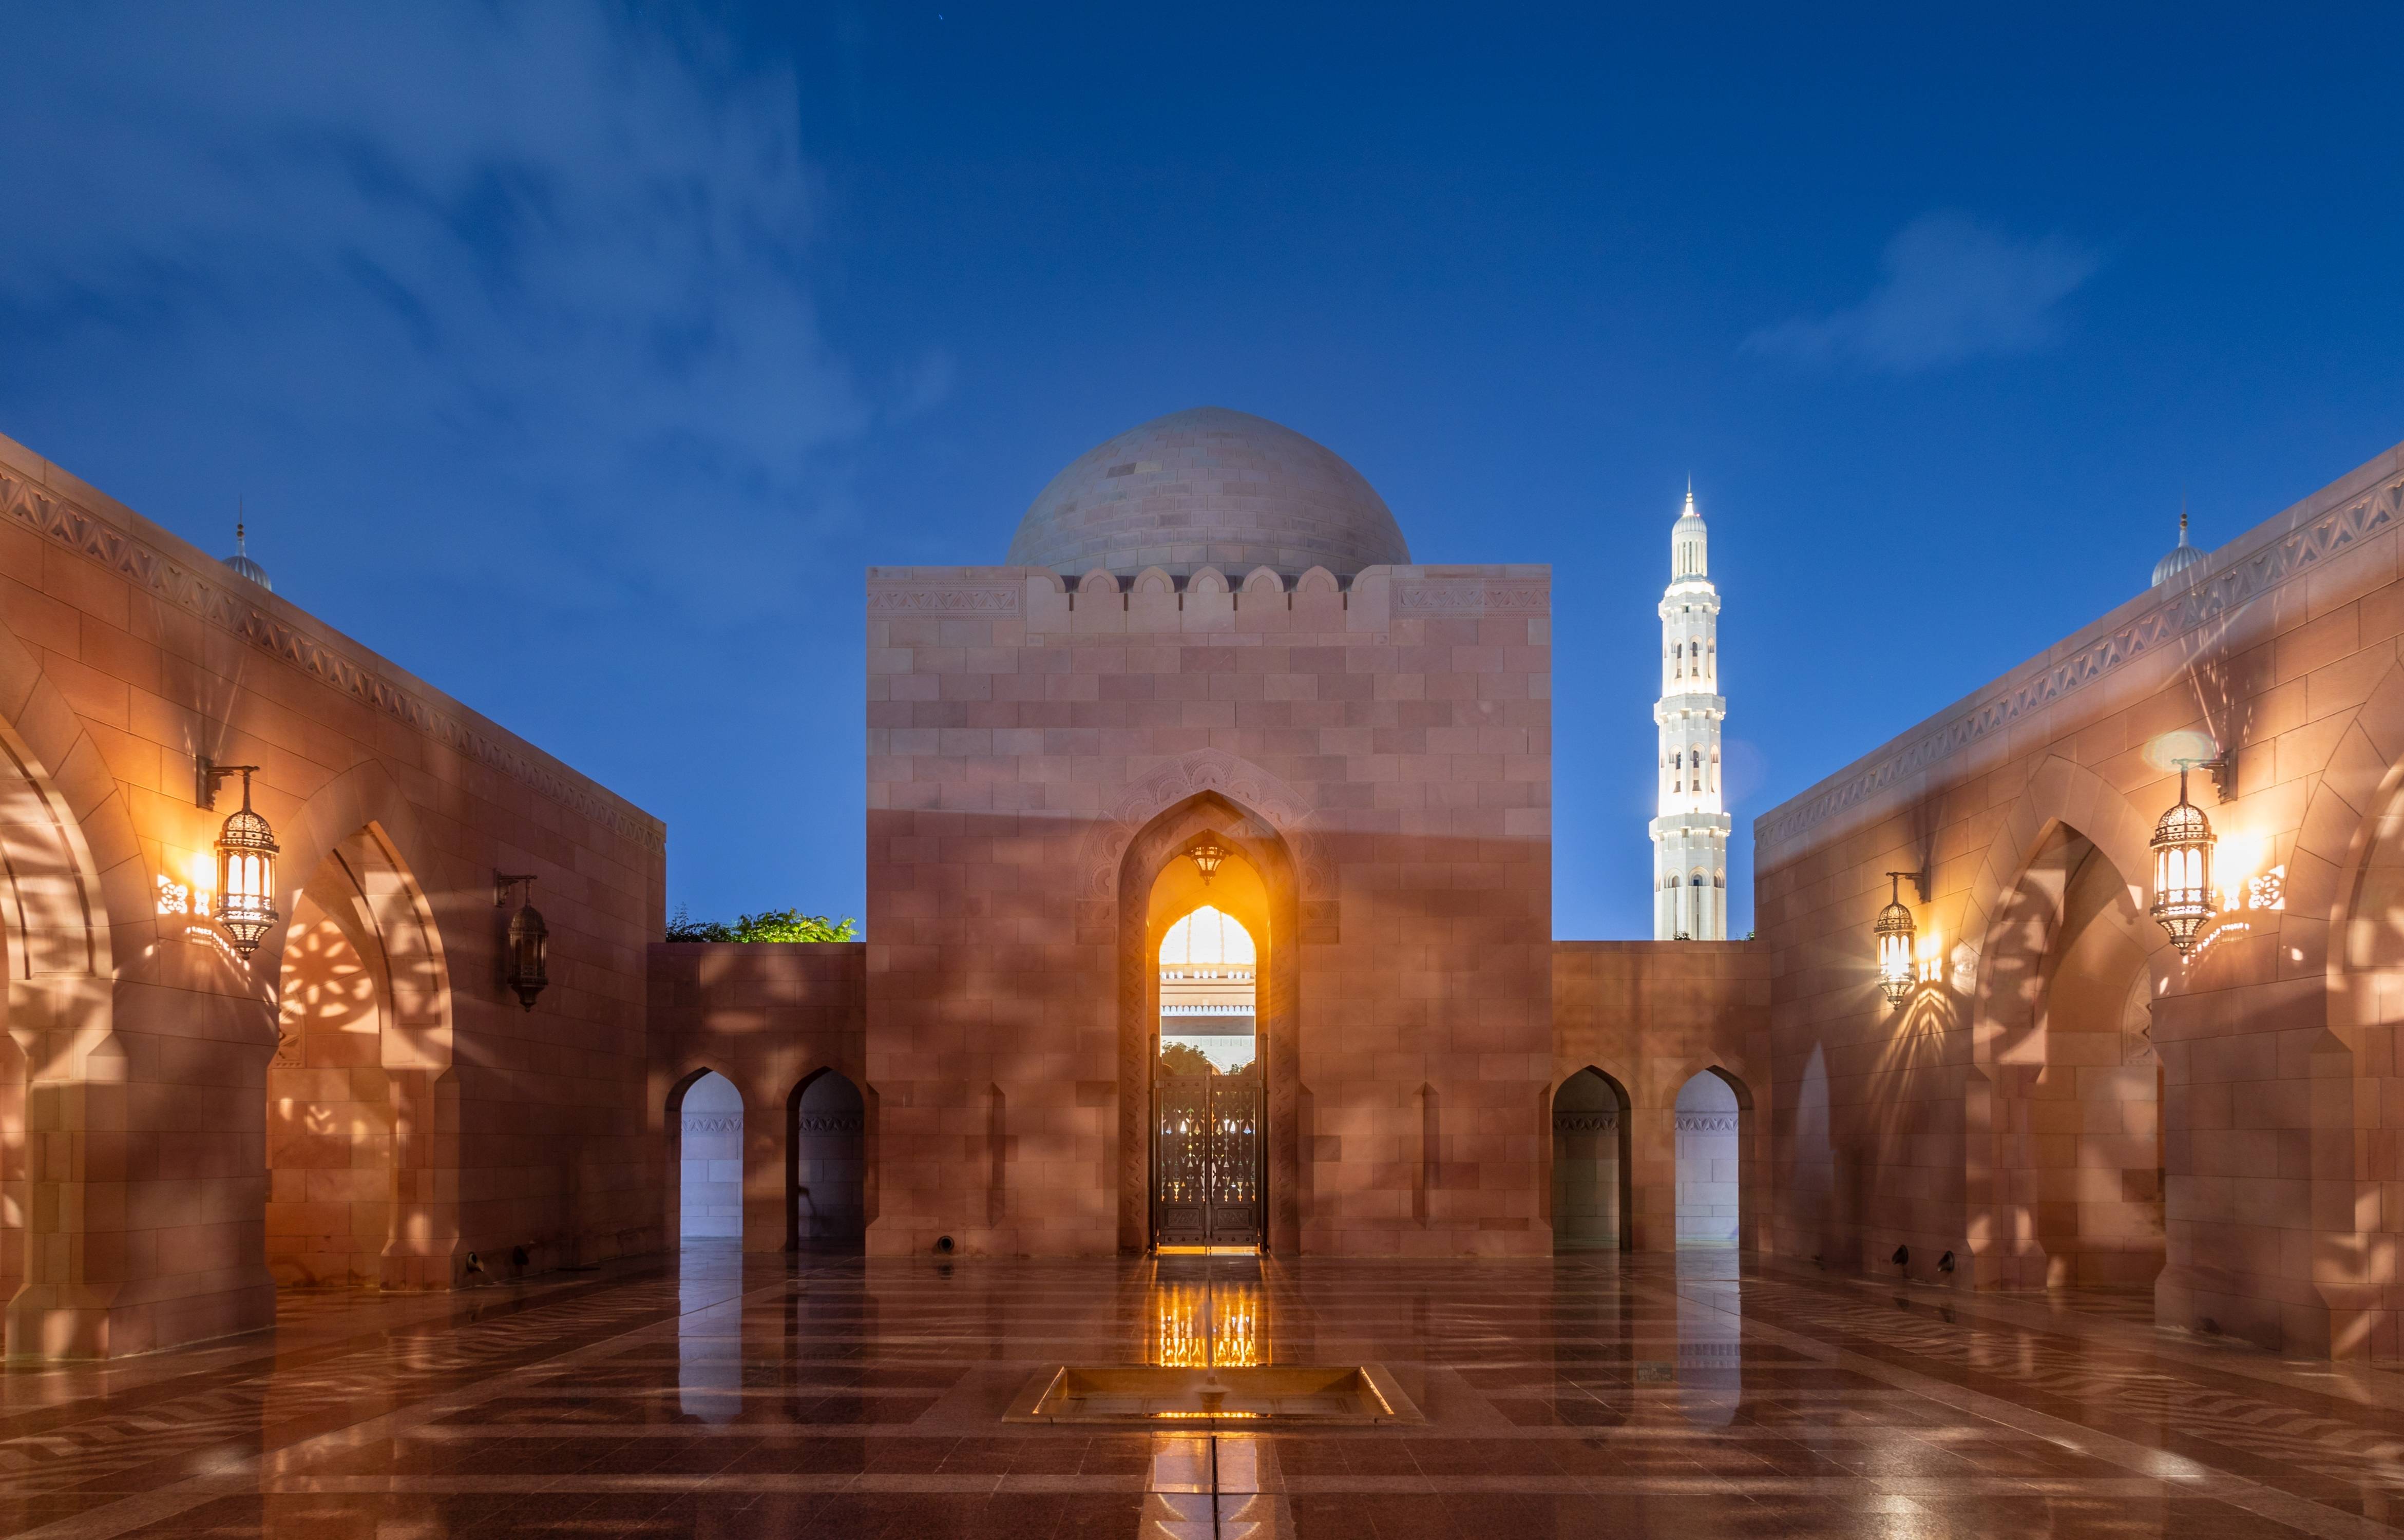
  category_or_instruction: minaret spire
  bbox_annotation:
[1650,484,1731,940]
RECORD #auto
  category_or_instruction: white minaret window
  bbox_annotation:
[1650,486,1732,940]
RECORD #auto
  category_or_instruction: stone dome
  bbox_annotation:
[1006,407,1411,580]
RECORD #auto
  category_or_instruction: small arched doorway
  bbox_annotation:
[789,1070,866,1251]
[1551,1068,1630,1252]
[676,1072,743,1243]
[1673,1070,1742,1248]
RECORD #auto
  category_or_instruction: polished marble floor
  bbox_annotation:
[7,1246,2404,1538]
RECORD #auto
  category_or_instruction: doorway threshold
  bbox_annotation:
[1156,1245,1260,1257]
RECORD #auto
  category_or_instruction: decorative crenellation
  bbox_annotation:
[0,468,665,852]
[1392,579,1551,615]
[1760,469,2404,858]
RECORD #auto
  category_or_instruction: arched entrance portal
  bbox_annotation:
[789,1070,866,1251]
[1153,905,1262,1249]
[1115,791,1302,1256]
[676,1072,743,1242]
[1551,1068,1630,1252]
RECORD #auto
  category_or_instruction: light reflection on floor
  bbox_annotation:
[4,1244,2396,1538]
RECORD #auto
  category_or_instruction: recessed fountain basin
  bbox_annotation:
[1004,1364,1423,1425]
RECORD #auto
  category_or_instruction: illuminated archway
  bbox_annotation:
[1116,791,1300,1254]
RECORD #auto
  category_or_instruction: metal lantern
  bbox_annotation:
[202,761,278,959]
[2149,765,2218,956]
[494,872,549,1010]
[1187,838,1228,886]
[1874,872,1916,1007]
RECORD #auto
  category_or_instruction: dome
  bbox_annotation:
[1006,407,1410,580]
[2151,508,2205,588]
[221,522,273,592]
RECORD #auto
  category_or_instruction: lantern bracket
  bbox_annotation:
[494,871,537,908]
[1886,869,1928,904]
[2181,748,2237,804]
[196,757,259,811]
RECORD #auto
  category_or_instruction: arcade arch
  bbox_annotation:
[1972,823,2165,1289]
[675,1071,743,1242]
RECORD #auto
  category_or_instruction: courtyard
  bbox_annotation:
[6,1250,2398,1539]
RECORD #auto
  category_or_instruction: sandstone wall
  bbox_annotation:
[865,562,1552,1257]
[1754,437,2404,1357]
[0,429,662,1356]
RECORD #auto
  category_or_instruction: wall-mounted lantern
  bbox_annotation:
[1187,838,1228,886]
[1875,870,1924,1008]
[494,872,548,1010]
[198,758,277,958]
[2150,762,2219,956]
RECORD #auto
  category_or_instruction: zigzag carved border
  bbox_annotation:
[0,469,665,852]
[1760,471,2404,856]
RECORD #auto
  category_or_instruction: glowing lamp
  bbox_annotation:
[494,872,549,1010]
[198,760,277,958]
[1187,838,1228,886]
[1875,871,1918,1007]
[2149,764,2219,956]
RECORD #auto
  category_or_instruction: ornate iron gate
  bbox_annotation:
[1152,1068,1263,1248]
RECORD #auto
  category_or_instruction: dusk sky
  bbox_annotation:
[5,4,2401,939]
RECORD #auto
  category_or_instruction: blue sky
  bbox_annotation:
[4,4,2400,939]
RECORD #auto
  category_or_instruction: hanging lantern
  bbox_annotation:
[494,872,549,1010]
[200,761,278,959]
[1875,872,1916,1007]
[1187,838,1228,885]
[2149,765,2218,956]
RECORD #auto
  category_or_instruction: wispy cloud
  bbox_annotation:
[1744,214,2102,373]
[0,3,896,620]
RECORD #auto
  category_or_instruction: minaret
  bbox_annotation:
[1650,486,1730,939]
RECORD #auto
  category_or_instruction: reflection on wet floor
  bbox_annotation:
[6,1244,2400,1538]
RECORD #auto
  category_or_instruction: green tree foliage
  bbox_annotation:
[664,904,858,943]
[1157,1042,1216,1077]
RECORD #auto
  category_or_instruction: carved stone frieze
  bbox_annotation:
[0,468,665,851]
[1762,470,2404,856]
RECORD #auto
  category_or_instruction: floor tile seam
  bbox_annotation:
[1,1269,819,1540]
[1618,1276,2395,1540]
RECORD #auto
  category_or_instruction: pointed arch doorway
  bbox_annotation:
[1118,792,1301,1256]
[1153,904,1263,1249]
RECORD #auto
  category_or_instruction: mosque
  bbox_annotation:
[4,406,2404,1363]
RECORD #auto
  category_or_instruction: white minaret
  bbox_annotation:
[1650,486,1730,939]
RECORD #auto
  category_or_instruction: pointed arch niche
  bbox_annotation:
[1116,792,1301,1254]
